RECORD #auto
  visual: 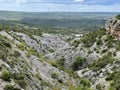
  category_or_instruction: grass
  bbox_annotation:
[1,67,11,81]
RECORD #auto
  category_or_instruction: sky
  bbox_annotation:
[0,0,120,12]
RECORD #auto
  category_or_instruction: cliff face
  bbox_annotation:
[105,15,120,37]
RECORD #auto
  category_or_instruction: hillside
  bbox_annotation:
[0,14,120,90]
[0,30,92,90]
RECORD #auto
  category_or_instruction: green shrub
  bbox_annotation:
[0,36,11,48]
[1,67,11,81]
[17,43,26,51]
[72,40,80,47]
[26,48,39,57]
[58,79,63,83]
[13,51,21,57]
[49,49,55,53]
[107,71,120,90]
[71,57,86,71]
[4,84,21,90]
[15,80,27,89]
[51,73,58,79]
[115,14,120,20]
[11,73,27,89]
[50,60,58,68]
[96,84,102,90]
[0,53,4,59]
[80,78,91,87]
[49,60,64,71]
[96,39,103,45]
[105,72,116,81]
[107,42,114,48]
[12,73,24,80]
[57,58,65,67]
[3,41,11,48]
[68,78,92,90]
[101,49,108,54]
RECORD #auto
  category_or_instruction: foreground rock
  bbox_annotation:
[105,14,120,37]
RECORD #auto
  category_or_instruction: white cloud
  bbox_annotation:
[74,0,84,2]
[16,0,27,4]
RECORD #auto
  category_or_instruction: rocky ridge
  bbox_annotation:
[105,14,120,37]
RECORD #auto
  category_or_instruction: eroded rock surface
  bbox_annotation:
[105,15,120,37]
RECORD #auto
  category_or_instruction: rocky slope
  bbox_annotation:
[0,14,120,90]
[77,15,120,90]
[0,31,80,90]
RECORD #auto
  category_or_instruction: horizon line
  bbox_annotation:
[0,10,119,13]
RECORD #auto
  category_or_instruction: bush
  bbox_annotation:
[96,39,103,45]
[105,72,116,81]
[57,58,65,67]
[115,14,120,20]
[107,71,120,90]
[1,67,11,81]
[17,43,26,51]
[72,40,80,47]
[71,57,86,71]
[96,84,102,90]
[80,78,91,87]
[11,73,27,89]
[3,41,11,48]
[26,48,39,57]
[15,80,27,89]
[0,53,4,59]
[68,79,92,90]
[4,84,21,90]
[49,49,55,53]
[51,73,58,79]
[58,79,63,83]
[13,51,21,57]
[101,49,108,54]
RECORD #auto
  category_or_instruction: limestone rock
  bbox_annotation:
[105,15,120,37]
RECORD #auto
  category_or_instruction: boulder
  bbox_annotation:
[105,15,120,37]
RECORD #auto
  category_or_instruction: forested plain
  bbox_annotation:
[0,11,118,34]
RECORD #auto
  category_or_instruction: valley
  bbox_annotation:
[0,11,120,90]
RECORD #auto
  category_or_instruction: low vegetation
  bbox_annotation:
[89,53,115,71]
[115,14,120,20]
[1,67,11,81]
[106,71,120,90]
[80,29,106,47]
[71,56,87,71]
[4,84,21,90]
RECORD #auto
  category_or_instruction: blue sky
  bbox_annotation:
[0,0,120,12]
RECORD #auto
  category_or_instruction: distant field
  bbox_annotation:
[0,11,119,34]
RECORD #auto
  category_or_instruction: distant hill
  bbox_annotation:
[0,11,119,34]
